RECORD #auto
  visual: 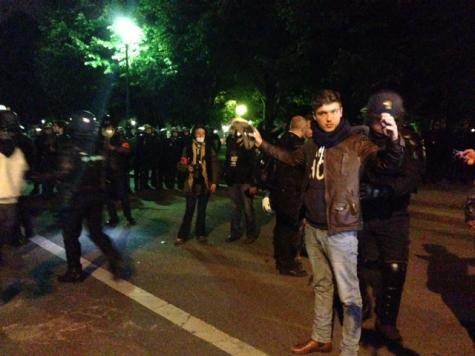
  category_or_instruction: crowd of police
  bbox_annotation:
[0,89,474,355]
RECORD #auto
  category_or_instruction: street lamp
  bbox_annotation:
[112,16,143,121]
[236,104,248,117]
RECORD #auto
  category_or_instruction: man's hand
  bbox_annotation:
[209,183,217,193]
[252,128,263,147]
[462,149,475,165]
[380,113,399,141]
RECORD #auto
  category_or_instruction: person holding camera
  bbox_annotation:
[224,118,260,244]
[175,125,218,245]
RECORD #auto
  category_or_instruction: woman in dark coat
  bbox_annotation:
[175,125,219,245]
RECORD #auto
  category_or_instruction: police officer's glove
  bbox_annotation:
[261,194,274,214]
[359,183,394,201]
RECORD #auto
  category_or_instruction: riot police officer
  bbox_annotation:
[102,122,136,226]
[55,110,124,282]
[358,90,425,342]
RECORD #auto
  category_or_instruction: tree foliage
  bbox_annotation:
[4,0,470,127]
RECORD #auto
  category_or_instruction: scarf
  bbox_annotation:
[185,140,209,192]
[312,119,351,148]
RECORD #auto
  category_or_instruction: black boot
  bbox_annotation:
[375,262,407,342]
[58,266,84,283]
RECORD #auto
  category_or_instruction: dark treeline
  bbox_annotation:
[0,0,473,129]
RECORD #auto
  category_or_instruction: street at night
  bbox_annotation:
[1,1,474,355]
[0,185,473,355]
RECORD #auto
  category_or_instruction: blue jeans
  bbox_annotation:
[228,184,258,239]
[304,224,362,356]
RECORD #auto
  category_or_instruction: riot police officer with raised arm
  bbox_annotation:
[358,90,425,343]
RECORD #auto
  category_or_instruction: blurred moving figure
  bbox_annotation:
[0,110,29,264]
[54,110,124,283]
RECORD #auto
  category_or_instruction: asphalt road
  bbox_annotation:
[0,185,473,355]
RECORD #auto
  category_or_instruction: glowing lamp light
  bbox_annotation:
[82,117,91,123]
[130,119,137,126]
[471,128,475,133]
[41,119,46,124]
[35,128,42,132]
[222,124,230,133]
[235,104,248,117]
[0,104,7,110]
[112,17,143,46]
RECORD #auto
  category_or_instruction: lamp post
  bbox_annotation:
[112,16,143,121]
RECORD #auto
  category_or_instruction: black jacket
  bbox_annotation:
[224,136,259,186]
[361,126,424,219]
[268,131,306,217]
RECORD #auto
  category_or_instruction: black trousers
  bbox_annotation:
[62,197,121,270]
[0,204,18,259]
[178,193,209,239]
[106,175,133,222]
[273,211,303,270]
[358,211,410,325]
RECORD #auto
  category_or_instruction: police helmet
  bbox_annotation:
[68,110,100,138]
[366,90,405,122]
[0,110,20,134]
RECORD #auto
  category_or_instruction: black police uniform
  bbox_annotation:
[268,131,307,275]
[359,126,424,338]
[56,111,123,282]
[104,133,135,225]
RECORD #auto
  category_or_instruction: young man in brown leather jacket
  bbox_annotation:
[253,90,404,355]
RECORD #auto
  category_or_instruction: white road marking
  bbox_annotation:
[31,235,267,356]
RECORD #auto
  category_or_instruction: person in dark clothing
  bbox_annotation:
[102,123,136,226]
[358,90,424,343]
[253,90,404,355]
[175,126,219,245]
[53,110,124,283]
[269,116,311,277]
[36,123,57,197]
[176,128,189,190]
[224,118,260,244]
[163,128,182,189]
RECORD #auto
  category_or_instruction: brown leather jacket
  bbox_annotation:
[260,132,404,235]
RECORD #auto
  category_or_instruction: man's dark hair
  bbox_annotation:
[311,90,342,111]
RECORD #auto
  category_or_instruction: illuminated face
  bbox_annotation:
[314,102,342,133]
[195,128,206,140]
[102,125,115,138]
